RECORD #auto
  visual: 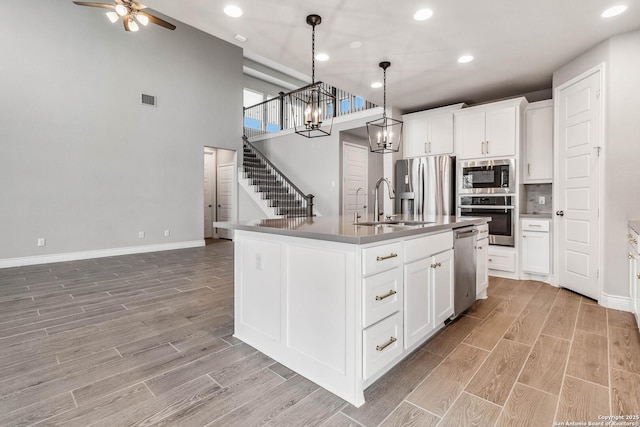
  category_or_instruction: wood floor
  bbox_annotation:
[1,241,639,426]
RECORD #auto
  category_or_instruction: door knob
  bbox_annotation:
[556,210,564,216]
[208,204,212,207]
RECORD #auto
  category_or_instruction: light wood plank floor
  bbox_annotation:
[1,241,639,426]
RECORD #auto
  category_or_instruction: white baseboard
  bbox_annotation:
[599,292,634,312]
[0,240,205,269]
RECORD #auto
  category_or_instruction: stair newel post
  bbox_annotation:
[278,91,285,131]
[307,194,314,217]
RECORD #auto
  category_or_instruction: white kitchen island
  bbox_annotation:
[215,214,489,407]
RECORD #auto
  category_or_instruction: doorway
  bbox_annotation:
[342,142,369,218]
[203,147,236,241]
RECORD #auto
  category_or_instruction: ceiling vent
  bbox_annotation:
[141,93,156,107]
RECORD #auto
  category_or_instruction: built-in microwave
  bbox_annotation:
[458,159,515,194]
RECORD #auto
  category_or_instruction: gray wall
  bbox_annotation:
[0,1,243,260]
[553,29,640,299]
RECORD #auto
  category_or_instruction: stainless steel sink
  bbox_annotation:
[353,220,434,227]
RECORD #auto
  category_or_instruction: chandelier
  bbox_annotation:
[367,61,403,153]
[287,14,336,138]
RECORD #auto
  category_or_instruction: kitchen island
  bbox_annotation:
[214,214,488,407]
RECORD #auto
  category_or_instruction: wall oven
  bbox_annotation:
[459,195,515,246]
[458,159,515,194]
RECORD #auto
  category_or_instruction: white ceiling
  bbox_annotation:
[144,0,639,113]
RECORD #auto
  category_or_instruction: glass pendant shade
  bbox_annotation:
[115,4,128,16]
[127,18,139,32]
[135,13,149,26]
[367,61,403,154]
[105,11,119,23]
[286,14,335,138]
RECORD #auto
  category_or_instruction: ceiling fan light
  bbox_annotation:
[105,11,119,23]
[135,13,149,26]
[128,19,139,32]
[115,4,128,16]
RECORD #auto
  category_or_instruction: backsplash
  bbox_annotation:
[524,184,553,214]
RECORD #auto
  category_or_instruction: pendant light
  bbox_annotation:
[287,14,336,138]
[367,61,403,153]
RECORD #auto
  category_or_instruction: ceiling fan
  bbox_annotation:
[73,0,176,32]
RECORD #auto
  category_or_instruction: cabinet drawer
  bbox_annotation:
[476,224,489,239]
[488,250,516,272]
[362,267,402,328]
[522,219,550,232]
[362,242,403,276]
[363,312,403,380]
[404,231,453,263]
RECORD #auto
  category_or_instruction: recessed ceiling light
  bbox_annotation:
[413,8,434,21]
[349,41,362,49]
[371,82,383,89]
[315,53,329,62]
[458,55,474,63]
[224,5,243,18]
[234,34,247,43]
[601,5,627,18]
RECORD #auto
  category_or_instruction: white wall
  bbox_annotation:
[0,1,243,262]
[553,29,640,300]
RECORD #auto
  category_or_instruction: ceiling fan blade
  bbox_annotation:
[139,11,176,30]
[73,1,115,10]
[131,1,147,10]
[123,18,131,31]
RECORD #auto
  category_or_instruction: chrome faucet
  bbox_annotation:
[354,187,366,223]
[374,177,396,222]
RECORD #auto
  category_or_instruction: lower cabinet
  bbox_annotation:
[404,248,454,349]
[628,226,640,329]
[476,237,489,297]
[521,219,550,275]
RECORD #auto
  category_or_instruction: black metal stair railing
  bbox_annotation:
[242,137,314,217]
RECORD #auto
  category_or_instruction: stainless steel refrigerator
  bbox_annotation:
[394,156,456,216]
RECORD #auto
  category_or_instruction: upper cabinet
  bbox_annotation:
[454,97,528,160]
[523,100,553,183]
[402,103,465,158]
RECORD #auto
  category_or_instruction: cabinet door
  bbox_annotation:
[522,231,550,274]
[426,112,455,155]
[636,257,640,328]
[476,237,489,297]
[524,104,553,183]
[629,246,638,322]
[404,258,432,348]
[455,111,485,159]
[485,106,517,157]
[433,249,455,325]
[403,113,429,158]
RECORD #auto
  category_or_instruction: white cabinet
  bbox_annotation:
[476,224,489,298]
[403,104,464,158]
[403,231,454,349]
[454,97,527,160]
[523,100,553,183]
[628,226,640,329]
[521,219,550,275]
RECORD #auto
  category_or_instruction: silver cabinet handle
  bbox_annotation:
[486,141,489,154]
[528,163,531,176]
[481,141,485,155]
[376,336,397,352]
[529,224,542,228]
[425,142,428,153]
[376,253,398,261]
[375,289,397,301]
[637,273,640,280]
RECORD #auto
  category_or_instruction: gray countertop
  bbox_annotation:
[630,220,640,235]
[214,214,489,244]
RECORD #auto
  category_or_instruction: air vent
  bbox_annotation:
[141,93,156,107]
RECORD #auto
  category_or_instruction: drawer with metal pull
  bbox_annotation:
[362,311,403,380]
[362,241,403,276]
[404,231,453,263]
[362,267,402,328]
[522,219,550,232]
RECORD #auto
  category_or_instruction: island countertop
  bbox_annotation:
[214,214,488,244]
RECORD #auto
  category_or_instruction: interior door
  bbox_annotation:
[555,68,602,300]
[342,142,368,218]
[216,163,234,240]
[203,150,216,239]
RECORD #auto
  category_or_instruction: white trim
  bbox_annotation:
[553,62,606,302]
[599,292,633,312]
[0,240,205,269]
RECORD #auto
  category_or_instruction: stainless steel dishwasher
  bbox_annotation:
[453,226,478,317]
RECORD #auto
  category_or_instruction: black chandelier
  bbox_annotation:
[367,61,403,153]
[287,14,335,138]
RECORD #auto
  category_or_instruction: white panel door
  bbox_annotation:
[433,249,454,325]
[555,68,601,300]
[203,150,216,239]
[342,142,368,219]
[216,163,234,240]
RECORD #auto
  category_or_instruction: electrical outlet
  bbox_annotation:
[538,196,546,205]
[138,231,145,239]
[164,230,170,237]
[37,238,46,247]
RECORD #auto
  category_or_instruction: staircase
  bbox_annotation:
[242,138,314,217]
